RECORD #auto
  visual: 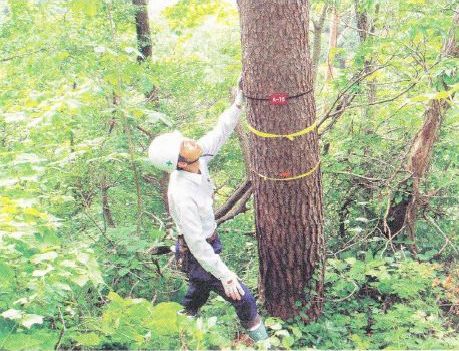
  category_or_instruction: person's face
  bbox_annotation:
[177,138,202,169]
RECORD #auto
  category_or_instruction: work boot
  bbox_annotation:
[244,315,269,343]
[247,320,269,343]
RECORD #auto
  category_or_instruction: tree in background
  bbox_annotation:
[384,10,459,254]
[133,0,152,62]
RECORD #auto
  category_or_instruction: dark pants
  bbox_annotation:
[175,236,259,328]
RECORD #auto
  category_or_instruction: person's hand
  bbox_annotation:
[221,271,245,301]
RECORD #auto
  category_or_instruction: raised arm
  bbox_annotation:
[197,80,245,162]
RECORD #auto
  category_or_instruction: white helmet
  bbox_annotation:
[148,130,183,172]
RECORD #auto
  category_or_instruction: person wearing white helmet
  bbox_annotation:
[148,78,268,343]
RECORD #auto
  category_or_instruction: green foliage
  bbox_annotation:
[62,292,230,350]
[265,254,459,349]
[162,0,233,34]
[0,197,104,350]
[0,325,58,351]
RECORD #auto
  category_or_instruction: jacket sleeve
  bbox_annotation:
[197,103,242,163]
[176,199,232,281]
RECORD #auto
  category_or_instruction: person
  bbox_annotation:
[147,78,268,343]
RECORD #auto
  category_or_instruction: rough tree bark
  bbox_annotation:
[132,0,152,62]
[384,11,458,253]
[238,0,325,320]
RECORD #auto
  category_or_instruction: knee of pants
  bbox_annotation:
[232,284,258,321]
[222,282,256,306]
[240,284,256,305]
[183,283,211,308]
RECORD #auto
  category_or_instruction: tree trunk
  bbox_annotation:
[238,0,325,321]
[354,1,378,105]
[326,6,339,81]
[101,175,116,228]
[384,11,458,252]
[354,0,368,42]
[159,172,170,213]
[132,0,152,62]
[311,4,328,84]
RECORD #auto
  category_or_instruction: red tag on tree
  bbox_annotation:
[270,93,288,105]
[279,170,292,178]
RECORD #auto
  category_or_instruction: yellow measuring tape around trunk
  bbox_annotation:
[253,160,320,181]
[246,120,317,141]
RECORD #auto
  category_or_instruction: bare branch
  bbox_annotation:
[216,187,253,226]
[215,179,252,220]
[0,48,47,62]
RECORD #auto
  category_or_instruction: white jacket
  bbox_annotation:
[167,103,242,281]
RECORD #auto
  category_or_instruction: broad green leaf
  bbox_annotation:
[21,314,43,329]
[73,332,102,347]
[1,309,22,320]
[30,251,58,264]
